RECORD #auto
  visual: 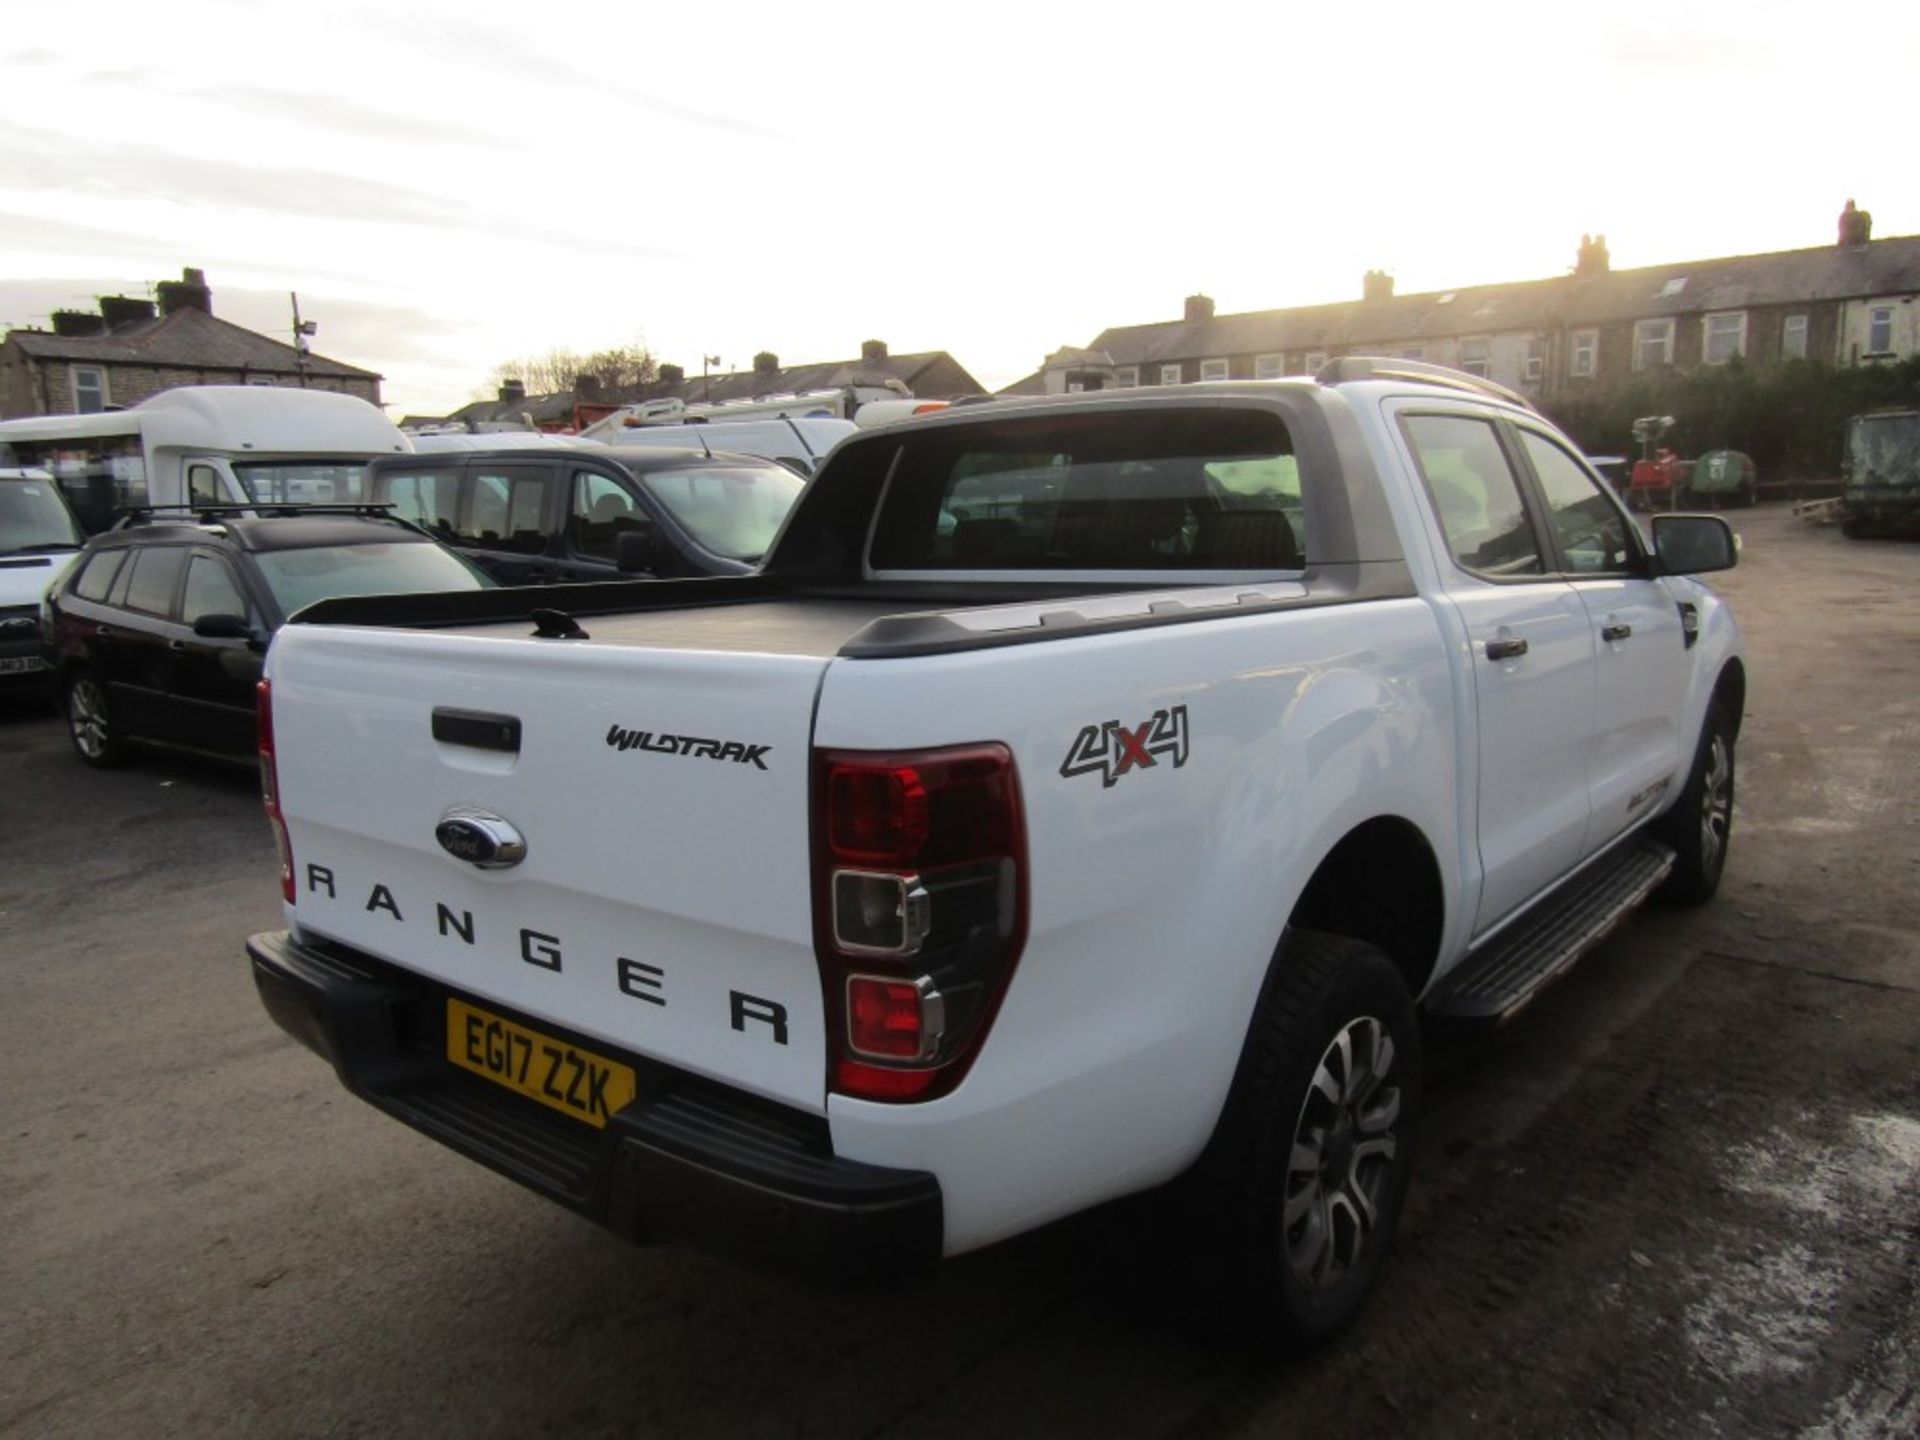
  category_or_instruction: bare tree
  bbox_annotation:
[479,340,658,399]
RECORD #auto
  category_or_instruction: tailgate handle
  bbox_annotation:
[432,708,522,754]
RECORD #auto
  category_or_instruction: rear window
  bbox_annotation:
[867,409,1305,572]
[251,541,493,617]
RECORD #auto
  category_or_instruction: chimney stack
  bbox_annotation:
[658,362,685,386]
[99,295,158,329]
[1574,233,1611,277]
[753,351,780,375]
[1184,293,1215,323]
[50,310,108,337]
[498,378,527,403]
[860,338,889,363]
[1839,198,1873,246]
[156,266,212,317]
[1363,269,1394,302]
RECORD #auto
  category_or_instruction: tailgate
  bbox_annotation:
[267,625,830,1113]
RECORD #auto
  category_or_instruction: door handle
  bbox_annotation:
[168,639,187,652]
[1485,636,1529,661]
[1601,623,1632,642]
[95,624,113,637]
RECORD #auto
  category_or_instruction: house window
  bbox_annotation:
[1302,351,1327,373]
[1868,306,1894,355]
[1159,364,1183,385]
[1198,358,1229,382]
[1254,354,1285,380]
[1114,366,1138,388]
[1703,312,1747,365]
[1570,329,1599,378]
[1633,318,1675,370]
[1781,314,1809,360]
[1523,337,1545,383]
[1459,338,1490,378]
[71,366,108,414]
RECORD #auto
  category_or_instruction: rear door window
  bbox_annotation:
[569,471,643,562]
[867,408,1305,571]
[461,466,551,553]
[121,545,191,616]
[1401,414,1544,577]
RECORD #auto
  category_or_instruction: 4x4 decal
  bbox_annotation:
[1060,705,1190,788]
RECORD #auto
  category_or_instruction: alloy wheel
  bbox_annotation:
[1700,734,1733,876]
[1282,1015,1403,1290]
[69,678,110,760]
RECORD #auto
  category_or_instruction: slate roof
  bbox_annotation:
[442,390,578,426]
[1087,236,1920,364]
[654,350,980,405]
[4,305,379,380]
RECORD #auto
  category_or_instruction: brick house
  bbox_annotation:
[1004,215,1920,400]
[0,268,381,419]
[659,340,986,408]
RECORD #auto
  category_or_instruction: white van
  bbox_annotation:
[575,414,854,475]
[0,387,409,532]
[0,468,85,686]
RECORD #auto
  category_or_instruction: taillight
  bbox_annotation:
[258,679,294,903]
[813,744,1026,1102]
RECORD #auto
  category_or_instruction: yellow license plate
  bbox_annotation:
[446,998,637,1129]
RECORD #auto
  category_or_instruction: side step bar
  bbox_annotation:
[1426,836,1676,1024]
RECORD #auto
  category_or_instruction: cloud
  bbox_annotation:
[197,84,499,146]
[0,119,676,259]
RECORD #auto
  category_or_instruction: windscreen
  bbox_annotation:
[637,463,805,561]
[253,541,493,616]
[235,461,369,505]
[0,478,85,553]
[866,408,1306,571]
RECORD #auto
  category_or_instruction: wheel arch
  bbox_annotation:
[1712,657,1746,740]
[1286,815,1446,1001]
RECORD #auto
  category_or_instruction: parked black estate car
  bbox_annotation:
[45,505,493,766]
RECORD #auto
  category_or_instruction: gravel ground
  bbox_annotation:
[1,504,1914,1438]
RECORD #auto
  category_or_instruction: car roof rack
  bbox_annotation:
[114,502,401,529]
[1315,355,1536,412]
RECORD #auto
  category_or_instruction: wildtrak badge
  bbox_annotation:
[606,725,771,770]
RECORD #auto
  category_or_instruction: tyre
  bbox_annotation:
[1189,930,1420,1349]
[64,668,127,768]
[1655,703,1734,904]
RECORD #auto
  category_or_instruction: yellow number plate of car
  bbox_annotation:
[446,998,637,1129]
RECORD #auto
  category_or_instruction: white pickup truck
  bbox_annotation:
[247,360,1745,1344]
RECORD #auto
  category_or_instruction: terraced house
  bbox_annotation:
[1009,205,1919,400]
[0,268,381,419]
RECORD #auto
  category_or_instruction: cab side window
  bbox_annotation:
[181,554,250,624]
[1402,414,1544,577]
[570,471,643,562]
[1518,431,1637,575]
[121,546,190,616]
[187,464,222,507]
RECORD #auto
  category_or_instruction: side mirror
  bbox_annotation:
[193,612,267,651]
[1651,514,1738,575]
[615,523,664,575]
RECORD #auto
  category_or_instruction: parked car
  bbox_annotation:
[1,468,86,694]
[45,506,494,766]
[573,415,854,476]
[362,444,807,584]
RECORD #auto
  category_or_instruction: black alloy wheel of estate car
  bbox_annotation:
[45,505,494,767]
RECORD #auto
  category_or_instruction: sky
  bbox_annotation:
[0,0,1913,418]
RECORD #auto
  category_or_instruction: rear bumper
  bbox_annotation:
[248,929,943,1282]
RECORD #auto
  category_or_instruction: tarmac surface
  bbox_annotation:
[2,504,1915,1438]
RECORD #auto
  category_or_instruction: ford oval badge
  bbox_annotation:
[435,807,527,869]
